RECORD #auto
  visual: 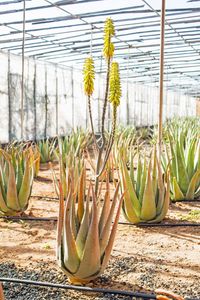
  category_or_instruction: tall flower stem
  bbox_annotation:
[88,95,97,149]
[83,19,120,196]
[95,58,111,195]
[100,58,111,148]
[97,105,117,178]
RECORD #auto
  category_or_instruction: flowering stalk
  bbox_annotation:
[100,18,115,146]
[95,18,117,194]
[83,18,121,195]
[83,57,96,147]
[97,62,121,178]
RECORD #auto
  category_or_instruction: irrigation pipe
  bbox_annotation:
[31,195,59,201]
[31,194,200,203]
[1,216,200,227]
[0,278,156,299]
[0,278,199,300]
[0,216,57,222]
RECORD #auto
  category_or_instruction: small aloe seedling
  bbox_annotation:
[57,169,123,284]
[0,149,34,216]
[119,149,170,223]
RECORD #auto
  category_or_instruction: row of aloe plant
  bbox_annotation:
[0,120,198,218]
[38,128,92,164]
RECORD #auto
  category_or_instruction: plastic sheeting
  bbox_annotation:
[0,50,197,143]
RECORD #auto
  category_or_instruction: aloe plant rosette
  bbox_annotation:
[38,138,57,163]
[55,129,91,163]
[163,134,200,201]
[52,152,84,198]
[0,149,34,216]
[57,169,123,284]
[119,149,170,224]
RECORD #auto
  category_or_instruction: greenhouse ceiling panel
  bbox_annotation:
[0,0,199,96]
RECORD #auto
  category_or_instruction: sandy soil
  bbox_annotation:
[0,165,200,299]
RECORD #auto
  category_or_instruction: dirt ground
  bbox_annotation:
[0,164,200,299]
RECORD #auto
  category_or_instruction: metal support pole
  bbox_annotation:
[21,0,26,140]
[158,0,165,158]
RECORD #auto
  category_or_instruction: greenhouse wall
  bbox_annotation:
[0,50,197,143]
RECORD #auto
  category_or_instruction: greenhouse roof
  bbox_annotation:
[0,0,200,96]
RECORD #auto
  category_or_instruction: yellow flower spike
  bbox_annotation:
[109,62,121,107]
[103,18,115,59]
[83,57,95,96]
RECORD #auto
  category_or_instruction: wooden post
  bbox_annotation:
[56,67,59,135]
[33,58,37,141]
[71,67,74,129]
[126,47,130,125]
[44,67,48,139]
[158,0,166,158]
[21,0,26,140]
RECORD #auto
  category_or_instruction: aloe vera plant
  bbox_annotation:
[112,126,136,146]
[112,129,136,169]
[52,151,84,198]
[164,118,199,145]
[153,117,200,145]
[37,138,57,163]
[0,149,34,216]
[119,149,170,223]
[32,146,40,177]
[56,18,122,284]
[57,168,122,284]
[137,126,153,141]
[5,141,40,177]
[163,133,200,201]
[55,129,91,163]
